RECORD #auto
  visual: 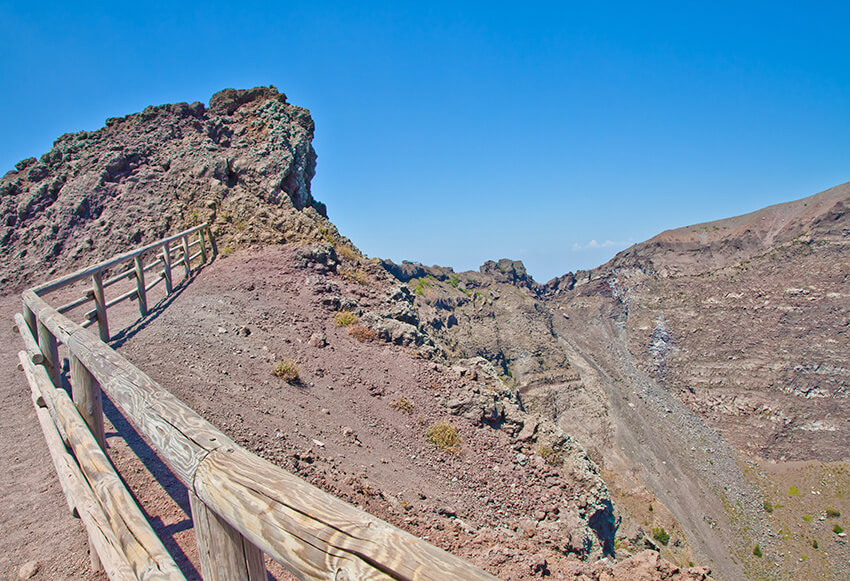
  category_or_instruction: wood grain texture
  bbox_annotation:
[23,303,38,341]
[181,236,191,278]
[37,318,60,385]
[68,326,234,485]
[71,355,105,451]
[195,447,500,581]
[198,228,208,263]
[32,400,139,581]
[161,244,173,295]
[92,271,109,342]
[31,223,208,294]
[19,353,185,581]
[190,493,266,581]
[135,256,148,316]
[14,312,44,364]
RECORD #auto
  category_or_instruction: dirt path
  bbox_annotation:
[0,293,103,581]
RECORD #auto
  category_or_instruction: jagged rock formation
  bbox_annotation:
[383,182,849,580]
[0,86,341,292]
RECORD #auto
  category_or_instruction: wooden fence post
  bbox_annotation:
[36,319,60,386]
[23,304,38,342]
[70,354,106,573]
[134,256,147,317]
[207,225,218,257]
[181,236,191,277]
[92,272,109,342]
[189,493,266,581]
[161,244,173,294]
[198,228,208,264]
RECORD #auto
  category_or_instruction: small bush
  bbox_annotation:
[341,267,369,284]
[834,524,844,534]
[826,508,841,518]
[753,544,763,558]
[803,515,812,522]
[763,500,774,513]
[536,445,563,466]
[335,310,358,326]
[336,244,360,262]
[348,324,376,342]
[390,397,414,414]
[812,540,818,549]
[425,422,461,454]
[272,360,299,382]
[652,527,670,546]
[788,486,800,496]
[448,275,460,289]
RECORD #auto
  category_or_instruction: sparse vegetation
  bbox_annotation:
[826,508,841,518]
[812,540,818,549]
[425,422,461,454]
[753,544,763,558]
[448,275,460,289]
[390,397,414,414]
[652,527,670,546]
[336,244,360,262]
[833,524,844,534]
[222,246,234,255]
[272,359,299,383]
[335,310,358,326]
[763,500,774,513]
[536,445,563,466]
[788,485,800,497]
[348,324,376,342]
[341,267,369,284]
[412,276,433,296]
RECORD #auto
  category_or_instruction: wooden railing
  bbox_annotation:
[15,226,498,581]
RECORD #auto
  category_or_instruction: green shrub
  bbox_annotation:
[272,360,299,382]
[536,445,563,466]
[788,486,800,496]
[335,310,358,326]
[652,527,670,546]
[826,508,841,518]
[812,540,818,549]
[753,544,763,558]
[763,500,773,513]
[425,422,461,454]
[834,524,844,534]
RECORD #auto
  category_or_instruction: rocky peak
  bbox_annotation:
[1,85,336,291]
[479,258,536,288]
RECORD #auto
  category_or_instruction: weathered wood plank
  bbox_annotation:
[23,303,38,341]
[198,228,208,263]
[92,271,109,342]
[84,287,138,321]
[14,312,44,364]
[71,355,105,451]
[195,447,501,581]
[190,493,266,581]
[181,236,191,278]
[37,319,60,386]
[161,244,173,295]
[189,250,204,263]
[103,267,137,289]
[19,353,185,581]
[32,402,139,581]
[135,256,148,316]
[57,294,92,315]
[67,326,233,485]
[31,223,208,294]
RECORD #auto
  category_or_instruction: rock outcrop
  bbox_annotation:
[0,86,342,291]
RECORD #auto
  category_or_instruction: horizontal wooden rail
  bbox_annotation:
[57,294,92,314]
[32,224,209,295]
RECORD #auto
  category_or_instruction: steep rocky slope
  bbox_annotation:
[385,183,849,580]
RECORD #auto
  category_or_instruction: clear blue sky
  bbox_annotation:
[2,1,848,281]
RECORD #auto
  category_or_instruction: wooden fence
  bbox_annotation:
[15,224,498,581]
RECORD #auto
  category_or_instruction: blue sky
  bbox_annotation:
[1,1,848,281]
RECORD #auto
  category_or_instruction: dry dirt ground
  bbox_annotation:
[0,246,712,581]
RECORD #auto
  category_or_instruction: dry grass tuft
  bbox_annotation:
[335,310,358,326]
[341,267,369,285]
[348,324,376,342]
[425,421,461,454]
[390,397,414,414]
[272,360,299,382]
